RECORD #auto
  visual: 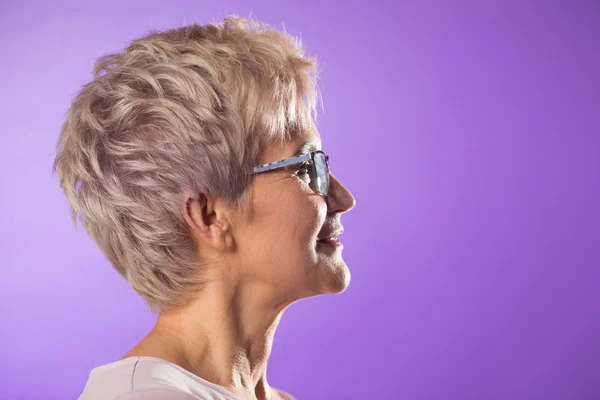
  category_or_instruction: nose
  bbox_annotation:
[326,173,356,214]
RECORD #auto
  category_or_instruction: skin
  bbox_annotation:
[122,129,356,400]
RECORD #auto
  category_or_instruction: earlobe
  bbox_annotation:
[209,224,230,250]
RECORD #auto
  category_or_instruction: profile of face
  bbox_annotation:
[187,129,356,302]
[240,130,356,299]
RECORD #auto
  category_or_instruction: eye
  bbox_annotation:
[295,162,311,178]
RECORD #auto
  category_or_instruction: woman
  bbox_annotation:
[54,16,356,400]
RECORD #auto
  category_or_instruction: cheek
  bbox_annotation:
[307,197,326,240]
[267,196,319,241]
[249,179,326,254]
[289,195,327,251]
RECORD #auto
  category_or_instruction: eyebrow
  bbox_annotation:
[294,141,321,156]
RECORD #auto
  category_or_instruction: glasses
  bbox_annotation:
[252,150,331,196]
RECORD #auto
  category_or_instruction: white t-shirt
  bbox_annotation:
[78,356,295,400]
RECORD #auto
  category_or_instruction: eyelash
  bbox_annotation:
[296,162,310,176]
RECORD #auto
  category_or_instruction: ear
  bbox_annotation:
[182,193,231,251]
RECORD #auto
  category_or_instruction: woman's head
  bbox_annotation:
[54,17,355,313]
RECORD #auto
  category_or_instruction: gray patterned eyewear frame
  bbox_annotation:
[252,150,330,196]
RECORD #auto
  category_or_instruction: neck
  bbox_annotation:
[139,278,293,400]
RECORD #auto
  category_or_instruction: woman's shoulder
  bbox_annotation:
[275,389,296,400]
[115,388,202,399]
[78,356,245,400]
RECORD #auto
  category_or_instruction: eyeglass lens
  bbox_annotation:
[312,152,329,196]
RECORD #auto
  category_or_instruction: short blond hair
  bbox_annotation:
[53,16,320,313]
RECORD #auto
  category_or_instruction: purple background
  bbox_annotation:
[1,1,599,399]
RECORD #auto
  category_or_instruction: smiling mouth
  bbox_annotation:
[317,238,343,247]
[316,230,343,247]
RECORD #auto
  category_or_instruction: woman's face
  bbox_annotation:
[234,130,356,298]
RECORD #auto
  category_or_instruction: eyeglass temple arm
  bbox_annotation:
[252,153,312,175]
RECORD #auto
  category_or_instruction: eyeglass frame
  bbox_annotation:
[251,150,331,196]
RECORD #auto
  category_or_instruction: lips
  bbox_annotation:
[317,229,343,243]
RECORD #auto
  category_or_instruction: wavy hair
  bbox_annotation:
[53,16,320,313]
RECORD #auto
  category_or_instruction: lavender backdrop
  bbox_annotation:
[1,1,599,399]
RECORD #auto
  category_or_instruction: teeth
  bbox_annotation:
[318,233,341,241]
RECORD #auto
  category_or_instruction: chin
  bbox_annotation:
[332,266,351,294]
[319,260,351,295]
[299,248,352,297]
